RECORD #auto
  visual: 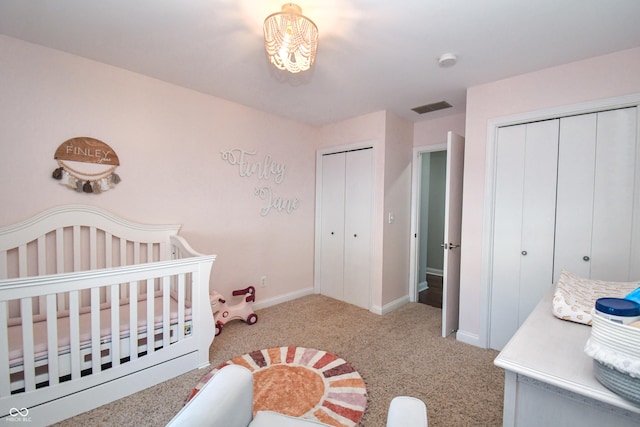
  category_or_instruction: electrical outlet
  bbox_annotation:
[260,276,267,287]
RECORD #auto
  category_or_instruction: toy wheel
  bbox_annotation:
[246,313,258,325]
[215,321,223,336]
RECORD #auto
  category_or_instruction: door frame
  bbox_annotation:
[314,140,378,311]
[409,143,447,303]
[479,92,640,349]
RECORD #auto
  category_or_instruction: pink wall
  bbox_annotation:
[317,111,389,310]
[382,112,414,306]
[413,112,466,146]
[317,111,414,312]
[0,35,319,307]
[458,47,640,346]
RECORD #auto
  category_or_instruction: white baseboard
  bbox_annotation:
[371,294,410,315]
[418,281,429,292]
[253,287,316,310]
[255,288,412,317]
[426,267,443,276]
[455,329,483,348]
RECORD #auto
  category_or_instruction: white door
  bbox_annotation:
[442,132,464,337]
[319,153,346,301]
[344,148,373,309]
[489,120,559,350]
[318,148,373,309]
[553,113,597,281]
[554,107,638,282]
[590,107,637,281]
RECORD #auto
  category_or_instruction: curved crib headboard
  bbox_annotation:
[0,205,181,280]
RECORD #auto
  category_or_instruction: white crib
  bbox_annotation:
[0,205,216,426]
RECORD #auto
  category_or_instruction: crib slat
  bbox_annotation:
[0,249,7,280]
[110,284,120,368]
[37,236,46,314]
[56,228,66,310]
[119,237,126,267]
[18,244,27,278]
[134,242,140,265]
[73,225,81,272]
[162,276,170,347]
[0,300,10,397]
[146,278,154,355]
[147,243,153,264]
[69,290,81,379]
[177,274,185,340]
[20,297,36,391]
[90,287,101,374]
[37,235,46,276]
[105,232,113,269]
[129,281,138,362]
[46,294,59,386]
[89,226,97,270]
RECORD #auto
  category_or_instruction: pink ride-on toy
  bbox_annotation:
[210,286,258,336]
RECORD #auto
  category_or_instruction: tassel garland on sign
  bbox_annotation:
[52,160,121,193]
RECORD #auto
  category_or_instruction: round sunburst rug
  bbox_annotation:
[187,346,367,427]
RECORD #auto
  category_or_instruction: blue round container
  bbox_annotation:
[595,298,640,324]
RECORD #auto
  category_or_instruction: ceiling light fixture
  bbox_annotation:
[263,3,318,73]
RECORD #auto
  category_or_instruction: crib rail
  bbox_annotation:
[0,255,215,420]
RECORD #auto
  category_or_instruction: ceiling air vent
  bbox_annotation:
[411,101,452,115]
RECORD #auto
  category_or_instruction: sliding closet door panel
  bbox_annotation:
[518,119,559,325]
[554,114,597,281]
[490,125,526,350]
[319,153,346,301]
[591,107,638,281]
[343,148,373,309]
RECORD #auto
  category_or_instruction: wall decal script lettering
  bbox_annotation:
[254,186,300,216]
[220,148,286,184]
[220,148,300,216]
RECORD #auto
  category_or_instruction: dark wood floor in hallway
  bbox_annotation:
[418,274,443,309]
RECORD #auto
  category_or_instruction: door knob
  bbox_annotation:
[441,243,449,249]
[583,256,590,261]
[521,251,527,256]
[448,243,460,249]
[354,234,357,237]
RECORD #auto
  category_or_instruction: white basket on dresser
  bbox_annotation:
[585,309,640,405]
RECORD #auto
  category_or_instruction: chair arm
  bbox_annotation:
[167,365,253,427]
[386,396,428,427]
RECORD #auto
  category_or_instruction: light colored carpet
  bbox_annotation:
[54,294,504,426]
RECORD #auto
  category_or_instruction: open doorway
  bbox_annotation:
[409,132,465,338]
[416,150,446,309]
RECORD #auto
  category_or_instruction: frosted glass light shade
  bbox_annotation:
[263,3,318,73]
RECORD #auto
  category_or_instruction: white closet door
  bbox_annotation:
[343,148,373,309]
[319,153,346,301]
[490,120,559,350]
[490,125,527,350]
[518,120,559,325]
[591,107,637,281]
[554,114,597,281]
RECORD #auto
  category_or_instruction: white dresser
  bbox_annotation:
[494,290,640,427]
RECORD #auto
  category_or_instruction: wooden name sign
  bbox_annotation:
[54,137,120,165]
[52,137,122,194]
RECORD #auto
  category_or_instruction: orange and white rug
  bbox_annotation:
[188,347,367,427]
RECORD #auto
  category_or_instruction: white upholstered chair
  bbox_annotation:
[167,365,428,427]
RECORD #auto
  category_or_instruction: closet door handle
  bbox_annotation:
[521,251,527,256]
[583,256,590,261]
[354,234,357,237]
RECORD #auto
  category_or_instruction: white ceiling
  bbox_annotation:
[1,0,639,126]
